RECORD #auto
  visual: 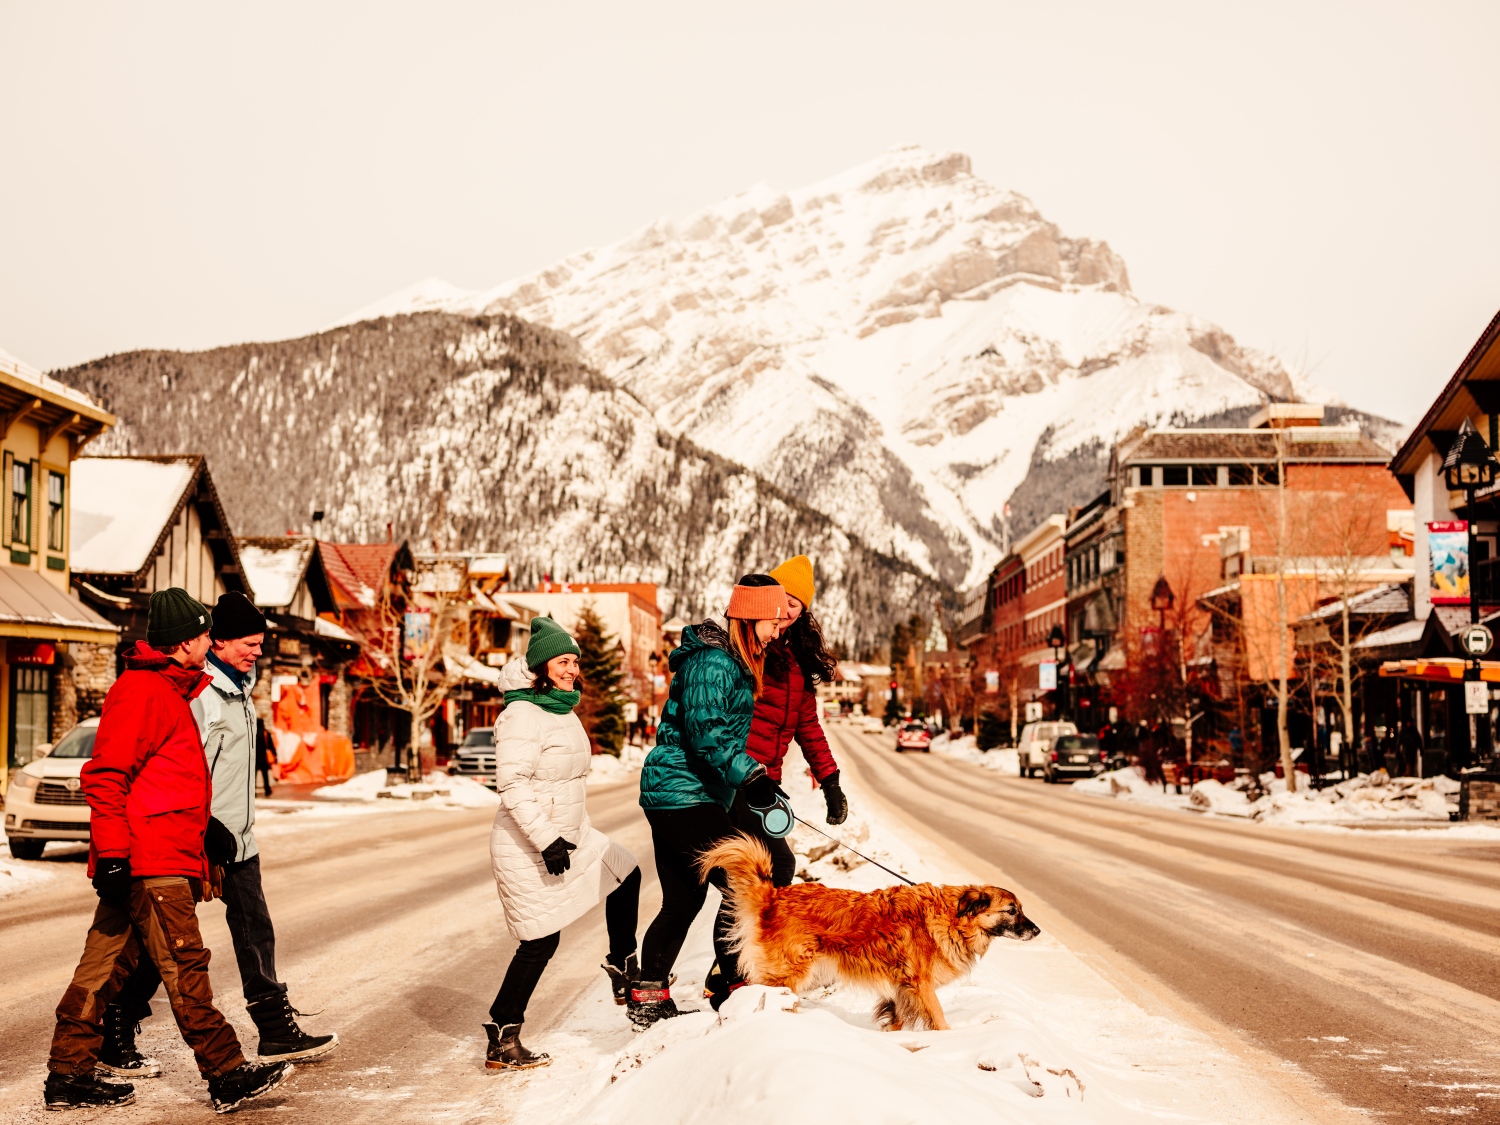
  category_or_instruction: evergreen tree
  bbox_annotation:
[574,603,628,756]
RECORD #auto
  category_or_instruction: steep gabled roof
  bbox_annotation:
[1389,309,1500,479]
[70,455,247,592]
[237,536,336,615]
[319,540,412,609]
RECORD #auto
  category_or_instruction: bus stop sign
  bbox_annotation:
[1461,623,1493,658]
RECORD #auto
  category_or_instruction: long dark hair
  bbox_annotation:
[726,617,770,699]
[765,608,838,687]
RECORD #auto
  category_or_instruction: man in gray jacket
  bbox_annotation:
[98,593,337,1077]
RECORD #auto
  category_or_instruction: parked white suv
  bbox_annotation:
[1016,720,1078,778]
[4,718,98,859]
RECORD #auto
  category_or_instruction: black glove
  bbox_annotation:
[741,770,777,808]
[822,771,848,826]
[541,837,576,876]
[92,857,131,906]
[204,816,237,867]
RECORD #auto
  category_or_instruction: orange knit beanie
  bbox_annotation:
[768,555,814,607]
[725,575,790,621]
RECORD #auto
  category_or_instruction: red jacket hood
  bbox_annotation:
[124,640,210,700]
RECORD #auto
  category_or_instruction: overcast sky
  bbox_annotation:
[2,1,1496,424]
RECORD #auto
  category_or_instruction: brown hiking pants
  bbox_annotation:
[50,876,246,1078]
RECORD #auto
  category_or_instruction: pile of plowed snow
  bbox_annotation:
[1074,766,1462,826]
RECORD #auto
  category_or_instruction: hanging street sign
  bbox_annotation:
[1461,622,1494,658]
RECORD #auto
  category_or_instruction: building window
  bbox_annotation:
[1191,465,1218,486]
[1162,466,1189,487]
[9,665,51,770]
[1258,465,1280,486]
[46,471,64,552]
[11,460,31,547]
[1228,464,1255,487]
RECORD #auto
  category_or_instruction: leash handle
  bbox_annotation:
[791,815,916,886]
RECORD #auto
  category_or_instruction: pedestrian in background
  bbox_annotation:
[485,617,641,1069]
[256,718,276,798]
[45,589,294,1114]
[630,576,789,1028]
[104,593,337,1076]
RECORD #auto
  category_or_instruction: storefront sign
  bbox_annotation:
[1428,521,1470,605]
[984,670,999,694]
[403,611,432,659]
[1038,662,1057,691]
[8,640,55,665]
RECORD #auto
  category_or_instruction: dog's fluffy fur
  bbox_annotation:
[700,834,1040,1031]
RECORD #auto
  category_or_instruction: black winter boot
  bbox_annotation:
[207,1060,294,1114]
[483,1022,550,1070]
[44,1071,136,1110]
[96,1004,161,1079]
[601,953,638,1005]
[246,995,338,1062]
[626,980,693,1031]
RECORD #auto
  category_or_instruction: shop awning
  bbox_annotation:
[1379,658,1500,683]
[0,567,118,644]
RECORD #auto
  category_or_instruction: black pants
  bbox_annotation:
[729,790,796,888]
[488,866,640,1027]
[257,762,273,798]
[640,804,744,986]
[113,855,285,1020]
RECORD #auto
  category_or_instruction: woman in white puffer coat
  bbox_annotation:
[484,617,640,1069]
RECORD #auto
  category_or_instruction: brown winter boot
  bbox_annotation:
[483,1022,550,1070]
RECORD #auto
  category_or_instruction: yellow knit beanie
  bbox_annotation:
[769,555,815,607]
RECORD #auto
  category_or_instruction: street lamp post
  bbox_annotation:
[1149,575,1195,773]
[1444,421,1500,769]
[1047,623,1066,720]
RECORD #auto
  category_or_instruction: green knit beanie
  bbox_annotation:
[526,616,581,669]
[147,587,212,649]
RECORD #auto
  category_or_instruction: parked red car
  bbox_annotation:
[895,722,932,753]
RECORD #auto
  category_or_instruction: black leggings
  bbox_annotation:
[488,866,640,1027]
[729,790,796,888]
[640,804,744,986]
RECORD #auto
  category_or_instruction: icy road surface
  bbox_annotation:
[829,723,1500,1121]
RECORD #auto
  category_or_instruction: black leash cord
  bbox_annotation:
[792,815,916,886]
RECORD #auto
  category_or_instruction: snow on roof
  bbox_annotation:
[314,615,361,644]
[467,554,510,576]
[320,542,400,608]
[1300,583,1411,622]
[236,537,315,609]
[1355,619,1424,650]
[70,457,199,575]
[0,343,107,413]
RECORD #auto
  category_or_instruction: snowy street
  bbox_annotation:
[2,737,1497,1122]
[828,724,1500,1120]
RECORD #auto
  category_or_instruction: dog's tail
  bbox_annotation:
[697,833,778,967]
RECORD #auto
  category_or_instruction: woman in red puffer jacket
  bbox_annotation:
[737,555,847,886]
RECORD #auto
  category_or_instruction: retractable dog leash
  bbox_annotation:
[791,815,916,886]
[747,792,795,838]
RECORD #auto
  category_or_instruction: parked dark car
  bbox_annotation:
[448,727,496,788]
[1043,733,1104,783]
[895,721,932,753]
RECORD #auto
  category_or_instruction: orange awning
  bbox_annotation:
[1379,658,1500,683]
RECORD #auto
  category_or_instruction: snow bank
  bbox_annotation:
[1075,766,1471,829]
[310,770,500,809]
[0,842,61,897]
[552,763,1308,1125]
[931,731,1019,775]
[588,743,648,787]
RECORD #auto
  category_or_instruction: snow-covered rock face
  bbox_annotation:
[348,146,1335,588]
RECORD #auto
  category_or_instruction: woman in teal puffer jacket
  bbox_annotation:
[627,575,790,1029]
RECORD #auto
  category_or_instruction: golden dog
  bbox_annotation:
[699,834,1040,1031]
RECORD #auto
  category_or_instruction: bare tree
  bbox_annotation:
[365,576,468,783]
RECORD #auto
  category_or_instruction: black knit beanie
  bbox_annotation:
[211,591,268,641]
[147,588,212,649]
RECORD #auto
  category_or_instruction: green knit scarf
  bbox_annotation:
[504,687,581,714]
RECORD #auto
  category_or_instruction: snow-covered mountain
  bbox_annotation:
[56,313,941,653]
[344,146,1391,589]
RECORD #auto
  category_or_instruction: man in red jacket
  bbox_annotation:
[45,589,296,1114]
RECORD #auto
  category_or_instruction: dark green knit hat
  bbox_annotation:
[147,587,212,649]
[526,616,580,669]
